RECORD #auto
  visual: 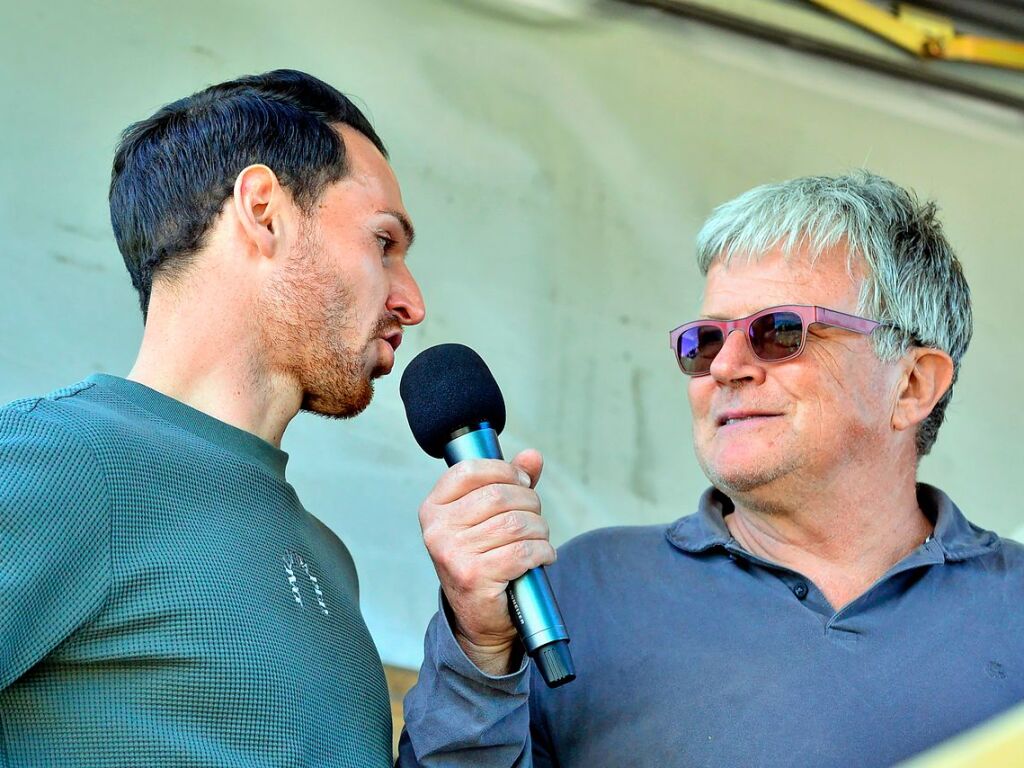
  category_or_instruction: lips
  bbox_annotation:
[382,331,403,351]
[715,410,783,427]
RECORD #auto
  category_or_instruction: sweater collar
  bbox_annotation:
[86,374,289,481]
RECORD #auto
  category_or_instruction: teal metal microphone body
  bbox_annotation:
[443,422,576,688]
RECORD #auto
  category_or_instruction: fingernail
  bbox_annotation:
[517,470,531,486]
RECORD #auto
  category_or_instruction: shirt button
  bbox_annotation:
[792,582,809,600]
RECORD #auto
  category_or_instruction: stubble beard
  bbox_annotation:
[699,456,794,495]
[694,424,800,497]
[299,311,402,419]
[259,223,378,420]
[297,298,376,420]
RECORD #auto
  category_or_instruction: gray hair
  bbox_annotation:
[695,171,972,457]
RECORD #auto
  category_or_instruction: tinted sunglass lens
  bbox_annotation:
[750,311,803,360]
[678,325,724,374]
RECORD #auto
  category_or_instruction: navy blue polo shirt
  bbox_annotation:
[399,484,1024,768]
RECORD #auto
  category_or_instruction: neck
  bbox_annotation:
[723,458,931,610]
[127,280,300,448]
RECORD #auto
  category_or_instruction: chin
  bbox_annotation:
[699,452,794,495]
[301,379,375,420]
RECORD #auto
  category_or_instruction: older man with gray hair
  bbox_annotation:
[397,171,1024,768]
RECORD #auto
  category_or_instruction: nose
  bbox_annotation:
[387,262,426,326]
[708,329,766,385]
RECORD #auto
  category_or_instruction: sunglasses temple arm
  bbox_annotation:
[816,307,881,334]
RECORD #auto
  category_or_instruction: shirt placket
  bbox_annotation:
[722,537,946,633]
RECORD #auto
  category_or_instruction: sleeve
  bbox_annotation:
[0,404,112,691]
[396,598,555,768]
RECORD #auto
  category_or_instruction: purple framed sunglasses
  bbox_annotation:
[668,304,882,377]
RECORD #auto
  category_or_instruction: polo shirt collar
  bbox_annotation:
[921,483,1001,561]
[666,483,1000,562]
[665,487,734,554]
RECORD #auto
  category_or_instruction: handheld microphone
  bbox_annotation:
[400,343,575,688]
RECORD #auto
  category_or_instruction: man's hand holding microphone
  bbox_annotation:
[401,344,575,687]
[418,451,551,675]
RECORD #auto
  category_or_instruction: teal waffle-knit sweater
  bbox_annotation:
[0,374,392,767]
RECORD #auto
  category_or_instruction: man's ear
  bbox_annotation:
[232,164,286,261]
[892,347,955,433]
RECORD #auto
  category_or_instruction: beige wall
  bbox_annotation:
[2,0,1022,668]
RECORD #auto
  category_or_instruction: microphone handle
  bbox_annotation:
[443,424,576,688]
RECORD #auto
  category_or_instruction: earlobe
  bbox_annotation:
[891,349,955,432]
[232,164,282,261]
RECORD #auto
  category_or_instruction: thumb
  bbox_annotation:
[511,448,543,489]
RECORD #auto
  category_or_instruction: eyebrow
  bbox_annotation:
[380,209,416,250]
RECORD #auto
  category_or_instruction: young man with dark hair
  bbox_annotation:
[0,69,423,766]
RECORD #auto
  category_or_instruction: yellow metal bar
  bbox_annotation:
[942,36,1024,71]
[807,0,930,55]
[810,0,1024,71]
[896,5,954,42]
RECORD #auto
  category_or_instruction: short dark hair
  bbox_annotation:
[109,69,387,317]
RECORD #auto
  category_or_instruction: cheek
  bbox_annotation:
[687,378,714,418]
[356,262,390,305]
[846,373,898,435]
[687,379,718,448]
[791,367,890,442]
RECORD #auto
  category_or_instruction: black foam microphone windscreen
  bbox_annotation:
[399,343,507,458]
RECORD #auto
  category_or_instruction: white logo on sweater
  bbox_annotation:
[282,552,329,616]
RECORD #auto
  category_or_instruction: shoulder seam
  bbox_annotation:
[3,381,98,415]
[51,381,97,402]
[66,424,115,630]
[0,409,115,689]
[20,414,116,633]
[4,397,44,414]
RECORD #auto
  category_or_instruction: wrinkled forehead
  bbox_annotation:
[707,235,868,280]
[700,244,867,316]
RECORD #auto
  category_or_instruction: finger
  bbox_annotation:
[429,459,532,505]
[447,483,541,528]
[511,449,543,489]
[419,483,540,551]
[460,508,551,554]
[475,538,557,584]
